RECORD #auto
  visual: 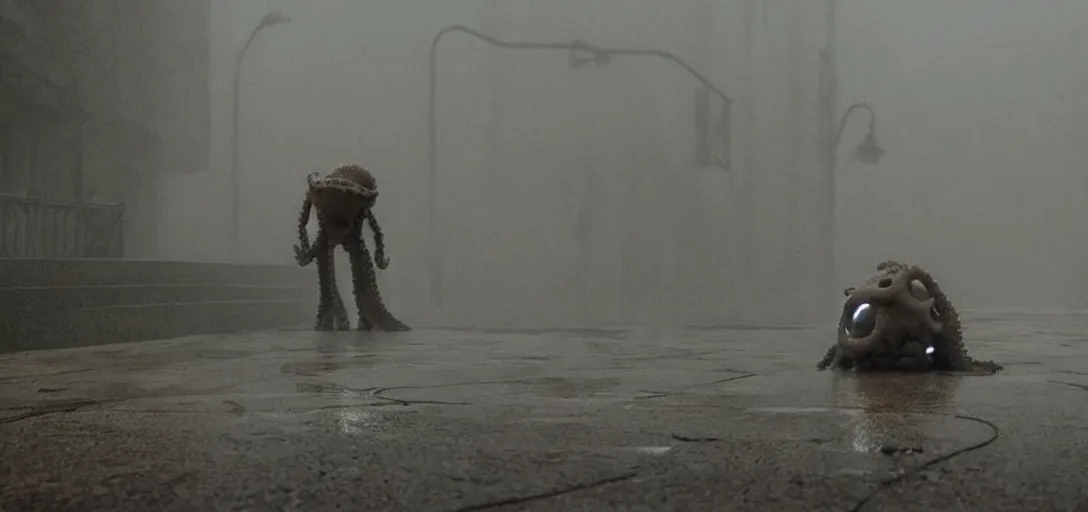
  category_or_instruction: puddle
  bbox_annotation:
[750,404,942,456]
[336,409,386,435]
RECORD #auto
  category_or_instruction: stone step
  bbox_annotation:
[0,299,313,353]
[0,258,309,287]
[0,258,320,352]
[0,283,308,312]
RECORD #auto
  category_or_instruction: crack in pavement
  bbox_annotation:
[369,378,549,395]
[294,381,478,407]
[1048,380,1088,392]
[98,402,404,415]
[371,393,470,406]
[449,471,639,511]
[366,378,581,407]
[671,433,721,443]
[848,413,1000,512]
[635,372,759,399]
[366,373,758,405]
[0,368,94,383]
[1,378,287,423]
[0,399,100,424]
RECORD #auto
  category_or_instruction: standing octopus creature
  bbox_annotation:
[292,164,411,332]
[818,260,1001,373]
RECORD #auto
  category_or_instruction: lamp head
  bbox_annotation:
[856,130,885,165]
[259,9,290,29]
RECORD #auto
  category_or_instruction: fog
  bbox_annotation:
[836,0,1088,314]
[154,0,1088,328]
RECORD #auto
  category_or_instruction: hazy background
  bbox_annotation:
[154,0,1088,327]
[836,0,1088,314]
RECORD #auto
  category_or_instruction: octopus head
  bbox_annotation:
[306,166,378,244]
[837,262,944,364]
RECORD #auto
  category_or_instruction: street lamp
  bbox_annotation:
[427,25,732,313]
[820,101,884,309]
[229,8,290,261]
[833,102,884,165]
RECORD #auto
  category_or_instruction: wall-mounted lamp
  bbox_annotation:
[257,9,290,30]
[568,40,612,69]
[834,102,884,166]
[855,125,885,165]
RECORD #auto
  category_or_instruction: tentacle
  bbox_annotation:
[313,224,350,331]
[325,222,351,331]
[346,215,410,332]
[293,197,315,266]
[909,265,1001,372]
[328,252,350,331]
[365,210,390,270]
[314,230,335,330]
[817,345,838,370]
[296,243,321,267]
[347,215,373,331]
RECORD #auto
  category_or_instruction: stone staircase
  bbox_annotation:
[0,259,315,352]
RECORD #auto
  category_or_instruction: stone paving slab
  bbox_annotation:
[2,313,1087,511]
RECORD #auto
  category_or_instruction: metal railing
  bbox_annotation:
[0,194,124,258]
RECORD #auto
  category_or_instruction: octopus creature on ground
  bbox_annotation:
[818,260,1001,373]
[292,164,410,332]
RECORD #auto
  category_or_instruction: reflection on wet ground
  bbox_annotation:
[1,311,1087,510]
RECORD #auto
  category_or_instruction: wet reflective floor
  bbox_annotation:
[2,311,1087,511]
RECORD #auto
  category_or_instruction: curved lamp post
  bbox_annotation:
[822,101,884,302]
[229,8,290,261]
[427,25,732,311]
[833,102,884,165]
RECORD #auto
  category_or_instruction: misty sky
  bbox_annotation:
[157,0,1088,325]
[837,0,1087,309]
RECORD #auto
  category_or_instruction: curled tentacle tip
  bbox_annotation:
[377,256,390,270]
[293,245,312,266]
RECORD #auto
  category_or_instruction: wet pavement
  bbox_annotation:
[2,311,1087,511]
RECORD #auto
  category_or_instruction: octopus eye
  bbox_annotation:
[909,279,930,300]
[846,303,876,338]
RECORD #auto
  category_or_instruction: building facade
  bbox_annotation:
[0,0,209,258]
